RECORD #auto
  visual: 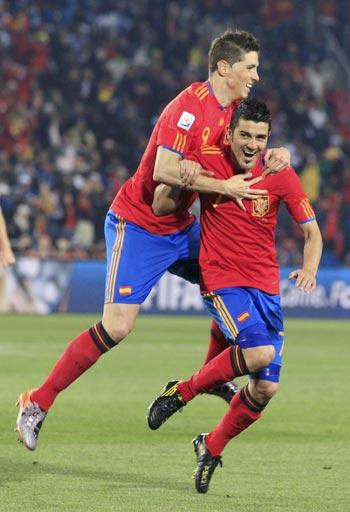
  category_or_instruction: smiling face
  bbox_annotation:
[228,117,270,171]
[218,51,259,101]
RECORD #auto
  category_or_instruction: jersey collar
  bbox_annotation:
[205,80,240,111]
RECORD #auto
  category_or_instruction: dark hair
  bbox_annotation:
[208,30,260,75]
[230,98,272,131]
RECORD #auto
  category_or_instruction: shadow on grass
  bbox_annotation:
[0,456,190,492]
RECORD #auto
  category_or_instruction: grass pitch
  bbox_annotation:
[0,314,349,512]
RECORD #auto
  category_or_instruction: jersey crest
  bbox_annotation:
[252,196,269,217]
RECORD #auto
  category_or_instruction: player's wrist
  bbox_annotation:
[302,266,317,276]
[216,179,227,195]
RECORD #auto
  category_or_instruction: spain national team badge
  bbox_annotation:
[252,196,269,217]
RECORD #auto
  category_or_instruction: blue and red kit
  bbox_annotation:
[105,81,239,303]
[195,146,317,381]
[111,80,238,234]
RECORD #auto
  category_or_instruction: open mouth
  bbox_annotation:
[242,149,256,159]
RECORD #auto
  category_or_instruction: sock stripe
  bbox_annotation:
[89,322,117,353]
[95,322,117,349]
[237,345,249,374]
[231,346,239,374]
[230,345,249,377]
[89,325,109,353]
[234,345,244,375]
[240,385,266,413]
[106,216,126,303]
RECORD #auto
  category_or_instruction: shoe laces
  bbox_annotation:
[22,402,43,420]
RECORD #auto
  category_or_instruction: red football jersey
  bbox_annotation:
[198,147,316,295]
[112,81,239,234]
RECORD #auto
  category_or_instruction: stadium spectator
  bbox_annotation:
[0,205,15,311]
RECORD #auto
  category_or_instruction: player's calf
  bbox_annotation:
[205,381,239,404]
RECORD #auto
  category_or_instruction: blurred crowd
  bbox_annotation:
[0,0,349,265]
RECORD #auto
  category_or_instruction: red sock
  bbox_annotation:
[206,385,264,456]
[178,345,248,402]
[203,320,229,364]
[31,322,117,410]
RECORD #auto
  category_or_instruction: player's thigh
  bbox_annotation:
[102,302,140,342]
[246,289,285,381]
[177,220,201,260]
[104,211,176,304]
[202,287,269,344]
[249,288,284,340]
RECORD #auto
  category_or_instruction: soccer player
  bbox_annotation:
[147,98,323,493]
[0,206,15,311]
[0,206,15,269]
[16,30,291,451]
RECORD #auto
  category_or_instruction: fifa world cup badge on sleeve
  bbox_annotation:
[177,111,195,131]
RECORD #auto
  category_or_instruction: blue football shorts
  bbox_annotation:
[203,287,285,382]
[104,211,200,304]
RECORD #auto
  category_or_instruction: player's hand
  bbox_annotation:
[288,268,316,293]
[0,246,16,268]
[223,173,267,211]
[262,147,291,176]
[179,159,214,187]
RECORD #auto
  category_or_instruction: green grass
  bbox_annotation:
[0,315,349,511]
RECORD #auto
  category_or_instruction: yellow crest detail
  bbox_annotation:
[252,196,269,217]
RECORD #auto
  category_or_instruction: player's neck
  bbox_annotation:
[209,75,238,108]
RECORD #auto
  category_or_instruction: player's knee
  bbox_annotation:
[244,345,275,371]
[256,380,279,401]
[102,317,135,343]
[249,380,278,406]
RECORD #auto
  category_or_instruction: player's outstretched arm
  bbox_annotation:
[288,220,323,293]
[0,208,15,268]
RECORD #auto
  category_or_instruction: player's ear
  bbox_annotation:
[226,127,233,141]
[217,60,228,76]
